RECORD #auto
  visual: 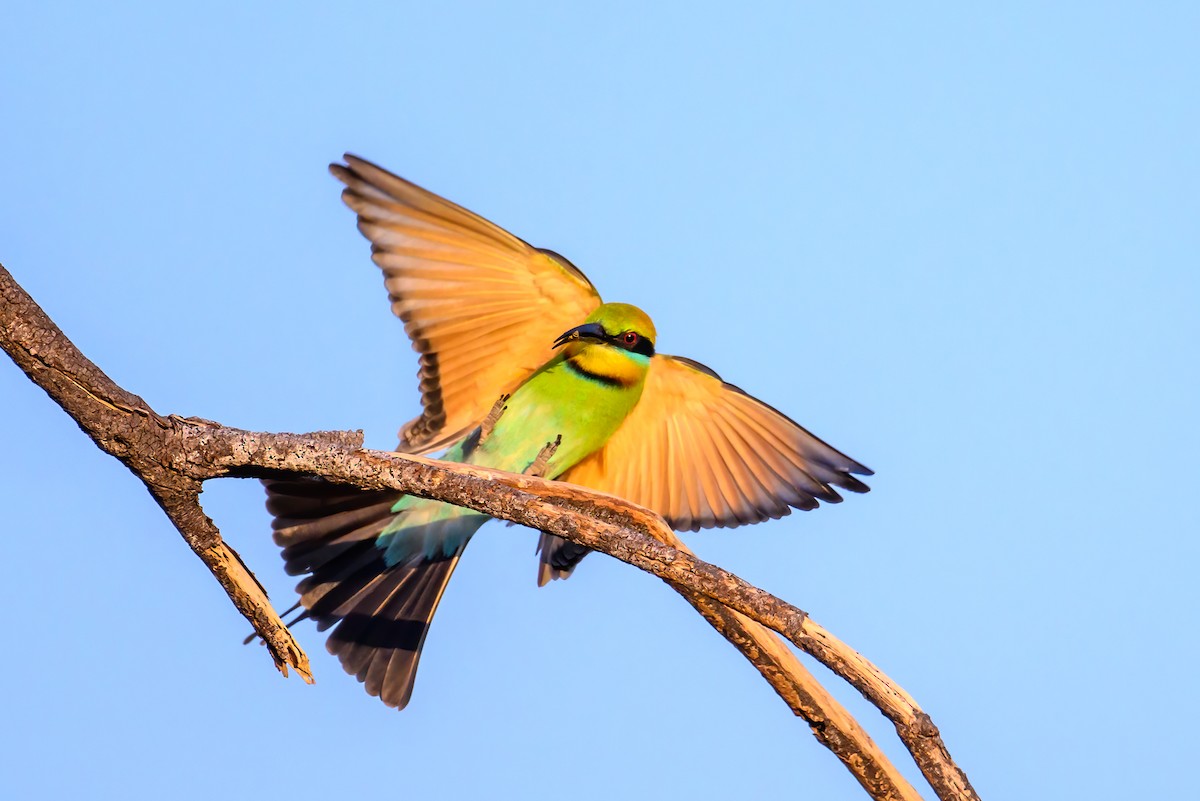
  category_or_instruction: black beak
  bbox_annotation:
[553,322,607,349]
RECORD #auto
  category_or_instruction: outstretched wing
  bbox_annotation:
[561,355,872,531]
[331,155,602,453]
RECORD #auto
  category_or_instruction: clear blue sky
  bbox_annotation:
[2,4,1197,799]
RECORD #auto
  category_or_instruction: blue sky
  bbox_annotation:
[2,4,1197,799]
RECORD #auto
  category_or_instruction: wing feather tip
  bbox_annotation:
[835,472,872,494]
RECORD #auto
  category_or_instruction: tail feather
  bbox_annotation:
[266,477,395,519]
[332,554,460,705]
[304,551,395,622]
[280,515,394,577]
[536,532,593,586]
[275,501,398,545]
[263,477,472,709]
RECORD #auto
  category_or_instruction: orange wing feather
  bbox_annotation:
[330,155,602,453]
[562,355,872,531]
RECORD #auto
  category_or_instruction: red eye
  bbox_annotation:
[622,332,639,345]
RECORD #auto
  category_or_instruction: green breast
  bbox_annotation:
[464,355,646,477]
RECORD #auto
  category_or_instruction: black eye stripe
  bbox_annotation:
[602,330,655,357]
[630,337,655,356]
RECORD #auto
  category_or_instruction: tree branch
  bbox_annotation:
[0,262,977,801]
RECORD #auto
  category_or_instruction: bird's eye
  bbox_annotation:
[622,332,639,346]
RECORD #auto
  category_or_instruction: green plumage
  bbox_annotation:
[380,337,649,566]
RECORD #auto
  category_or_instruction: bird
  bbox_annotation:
[263,154,872,709]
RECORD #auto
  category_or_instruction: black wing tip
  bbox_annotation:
[837,473,872,494]
[330,154,372,183]
[671,471,875,531]
[330,153,395,190]
[334,152,369,171]
[670,503,797,531]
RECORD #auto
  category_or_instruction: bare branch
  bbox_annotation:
[0,264,313,682]
[1,262,977,801]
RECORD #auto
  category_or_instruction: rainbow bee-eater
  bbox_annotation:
[265,155,872,709]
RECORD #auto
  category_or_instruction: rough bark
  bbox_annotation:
[0,263,978,801]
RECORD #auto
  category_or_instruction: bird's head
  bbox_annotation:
[553,302,657,358]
